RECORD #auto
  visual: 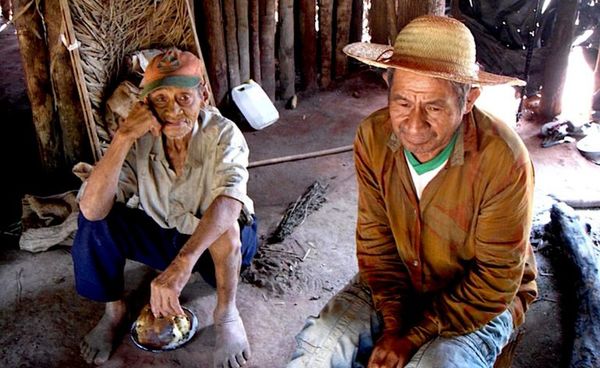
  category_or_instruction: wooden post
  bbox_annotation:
[318,0,333,88]
[396,0,445,32]
[43,0,91,167]
[259,0,276,100]
[278,0,295,100]
[540,0,579,120]
[369,0,388,44]
[199,0,229,106]
[350,0,364,43]
[249,0,262,84]
[223,0,241,88]
[236,0,250,83]
[385,0,398,45]
[299,0,317,92]
[334,0,352,78]
[13,0,63,172]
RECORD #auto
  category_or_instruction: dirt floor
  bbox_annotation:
[2,19,600,368]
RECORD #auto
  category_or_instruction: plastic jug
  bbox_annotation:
[231,80,279,130]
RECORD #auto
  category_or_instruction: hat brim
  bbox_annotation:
[140,75,201,98]
[343,42,525,86]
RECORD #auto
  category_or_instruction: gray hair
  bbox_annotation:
[387,68,472,111]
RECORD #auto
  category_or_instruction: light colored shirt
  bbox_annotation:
[116,105,254,235]
[354,106,537,348]
[404,154,447,199]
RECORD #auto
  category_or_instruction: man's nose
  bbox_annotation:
[164,99,182,116]
[405,107,426,131]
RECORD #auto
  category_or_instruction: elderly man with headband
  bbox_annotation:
[72,48,257,367]
[288,15,537,368]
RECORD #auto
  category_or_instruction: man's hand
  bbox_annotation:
[149,257,193,318]
[368,333,419,368]
[118,102,162,140]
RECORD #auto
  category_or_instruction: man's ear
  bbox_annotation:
[464,87,481,113]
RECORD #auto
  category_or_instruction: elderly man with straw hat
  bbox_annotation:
[72,48,257,367]
[288,15,537,368]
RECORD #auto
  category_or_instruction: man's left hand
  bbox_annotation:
[368,333,419,368]
[150,257,193,318]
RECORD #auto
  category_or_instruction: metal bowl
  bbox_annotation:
[577,134,600,164]
[130,306,199,352]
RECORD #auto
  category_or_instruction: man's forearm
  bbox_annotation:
[173,196,243,270]
[79,132,135,220]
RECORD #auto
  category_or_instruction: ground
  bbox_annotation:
[2,20,600,368]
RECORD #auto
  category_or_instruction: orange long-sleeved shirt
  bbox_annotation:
[354,106,538,348]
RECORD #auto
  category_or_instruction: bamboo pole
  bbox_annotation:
[248,145,353,168]
[334,0,352,78]
[199,0,229,106]
[299,0,318,92]
[278,0,295,100]
[249,0,261,83]
[58,0,101,161]
[540,0,579,120]
[318,0,333,88]
[43,0,90,167]
[259,0,276,100]
[14,0,63,172]
[223,0,241,88]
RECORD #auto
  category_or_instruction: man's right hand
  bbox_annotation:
[118,101,162,140]
[368,333,419,368]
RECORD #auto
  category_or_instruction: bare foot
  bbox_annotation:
[80,300,127,365]
[213,308,251,368]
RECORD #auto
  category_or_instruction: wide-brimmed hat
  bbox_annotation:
[139,48,203,97]
[343,15,525,86]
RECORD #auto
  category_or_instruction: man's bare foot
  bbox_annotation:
[80,300,127,365]
[213,307,251,368]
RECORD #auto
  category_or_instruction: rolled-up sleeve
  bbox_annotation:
[210,122,251,212]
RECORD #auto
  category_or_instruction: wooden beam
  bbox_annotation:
[540,0,579,120]
[318,0,333,88]
[236,0,250,83]
[249,0,261,84]
[298,0,317,92]
[259,0,276,100]
[223,0,241,88]
[43,0,91,167]
[334,0,352,78]
[13,0,63,171]
[199,0,229,106]
[278,0,295,100]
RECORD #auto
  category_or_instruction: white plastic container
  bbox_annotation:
[231,80,279,130]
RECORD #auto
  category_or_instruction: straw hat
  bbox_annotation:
[343,15,525,86]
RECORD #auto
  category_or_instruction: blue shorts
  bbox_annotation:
[71,203,258,302]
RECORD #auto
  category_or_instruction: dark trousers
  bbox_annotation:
[72,203,258,302]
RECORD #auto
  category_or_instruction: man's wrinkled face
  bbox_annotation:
[148,86,206,139]
[389,69,478,162]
